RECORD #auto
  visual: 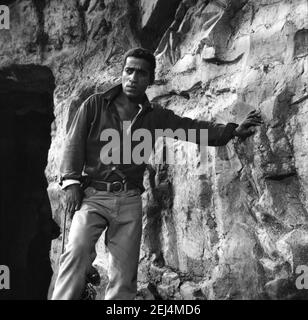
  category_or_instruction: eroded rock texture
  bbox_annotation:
[1,0,307,299]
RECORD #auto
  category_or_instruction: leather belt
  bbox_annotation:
[89,180,137,193]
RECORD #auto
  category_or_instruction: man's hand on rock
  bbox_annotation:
[234,109,263,140]
[65,184,82,218]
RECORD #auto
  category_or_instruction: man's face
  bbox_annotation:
[122,57,151,100]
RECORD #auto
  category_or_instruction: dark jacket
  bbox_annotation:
[60,84,238,192]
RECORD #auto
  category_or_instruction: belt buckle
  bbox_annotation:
[111,181,124,193]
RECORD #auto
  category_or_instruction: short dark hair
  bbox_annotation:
[123,47,156,85]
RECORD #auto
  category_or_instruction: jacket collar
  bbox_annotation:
[102,82,152,112]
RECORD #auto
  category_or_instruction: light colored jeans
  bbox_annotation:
[51,187,143,300]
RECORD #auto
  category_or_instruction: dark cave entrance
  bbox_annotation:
[0,65,59,300]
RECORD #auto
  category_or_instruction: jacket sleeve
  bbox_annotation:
[59,98,93,185]
[156,108,238,146]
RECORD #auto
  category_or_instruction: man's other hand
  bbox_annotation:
[234,109,263,140]
[65,184,82,218]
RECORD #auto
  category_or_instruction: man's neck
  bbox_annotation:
[118,91,144,108]
[114,91,142,121]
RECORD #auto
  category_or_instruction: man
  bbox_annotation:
[51,47,262,300]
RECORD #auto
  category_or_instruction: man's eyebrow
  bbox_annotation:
[125,66,149,72]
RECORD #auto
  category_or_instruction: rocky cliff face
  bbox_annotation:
[1,0,307,299]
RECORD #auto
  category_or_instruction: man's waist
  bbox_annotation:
[88,179,138,193]
[61,165,146,192]
[83,164,146,184]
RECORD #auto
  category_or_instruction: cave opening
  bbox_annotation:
[0,64,59,300]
